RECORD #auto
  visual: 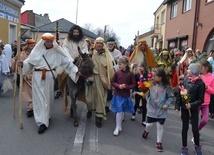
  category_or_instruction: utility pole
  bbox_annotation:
[103,25,108,41]
[75,0,79,24]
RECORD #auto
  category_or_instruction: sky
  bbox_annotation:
[21,0,164,48]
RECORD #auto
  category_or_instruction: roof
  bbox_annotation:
[32,18,98,39]
[153,0,165,15]
[163,0,174,5]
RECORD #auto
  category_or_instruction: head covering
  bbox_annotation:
[26,33,74,65]
[3,44,12,53]
[157,49,173,67]
[3,44,12,67]
[175,51,183,56]
[41,33,55,41]
[186,48,193,52]
[94,37,105,44]
[129,38,156,68]
[93,37,114,89]
[0,40,2,44]
[188,63,201,76]
[22,39,36,51]
[162,50,169,55]
[106,37,115,43]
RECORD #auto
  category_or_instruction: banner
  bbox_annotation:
[0,1,19,23]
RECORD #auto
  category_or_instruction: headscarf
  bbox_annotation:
[3,44,12,67]
[179,47,194,64]
[93,37,114,89]
[156,50,173,66]
[27,33,74,65]
[129,38,156,68]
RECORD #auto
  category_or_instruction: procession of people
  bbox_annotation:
[1,24,214,155]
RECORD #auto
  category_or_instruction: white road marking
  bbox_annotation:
[89,114,98,152]
[71,107,87,154]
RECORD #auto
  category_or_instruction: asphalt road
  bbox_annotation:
[0,86,214,155]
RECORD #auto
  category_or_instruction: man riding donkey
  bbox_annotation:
[55,25,93,124]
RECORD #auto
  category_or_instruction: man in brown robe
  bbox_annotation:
[11,39,36,117]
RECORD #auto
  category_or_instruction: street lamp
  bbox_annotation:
[75,0,79,24]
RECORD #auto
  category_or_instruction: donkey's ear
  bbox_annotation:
[78,46,83,54]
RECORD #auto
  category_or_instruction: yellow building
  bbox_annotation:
[0,0,24,44]
[152,2,167,50]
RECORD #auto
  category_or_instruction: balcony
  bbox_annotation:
[154,24,162,34]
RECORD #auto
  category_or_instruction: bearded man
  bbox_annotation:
[106,37,122,62]
[11,39,36,117]
[54,25,89,99]
[62,25,88,59]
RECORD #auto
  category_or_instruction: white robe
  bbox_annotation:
[0,54,10,91]
[22,48,78,127]
[3,44,12,67]
[62,38,88,59]
[110,48,122,61]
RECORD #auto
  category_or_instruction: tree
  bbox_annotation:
[82,23,120,45]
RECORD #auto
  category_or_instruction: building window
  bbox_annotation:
[171,2,178,18]
[183,0,192,12]
[161,10,165,24]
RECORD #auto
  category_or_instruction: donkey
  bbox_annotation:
[65,52,94,127]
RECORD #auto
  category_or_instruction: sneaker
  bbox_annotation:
[119,126,122,132]
[195,146,202,155]
[156,142,163,152]
[142,121,146,126]
[191,137,195,145]
[131,115,135,121]
[137,108,142,114]
[142,130,149,140]
[113,128,120,136]
[181,147,188,155]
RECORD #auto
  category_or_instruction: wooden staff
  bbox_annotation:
[17,32,23,129]
[12,57,18,118]
[12,32,21,118]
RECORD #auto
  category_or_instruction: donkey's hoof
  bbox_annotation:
[70,113,74,118]
[74,121,79,127]
[70,111,74,118]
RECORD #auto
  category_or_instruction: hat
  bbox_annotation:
[186,48,193,52]
[95,37,105,43]
[41,33,55,41]
[138,38,147,45]
[22,39,36,51]
[106,37,115,43]
[162,50,169,55]
[188,63,201,76]
[175,51,183,56]
[26,39,36,44]
[0,40,2,44]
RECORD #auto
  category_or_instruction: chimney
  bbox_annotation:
[44,13,49,19]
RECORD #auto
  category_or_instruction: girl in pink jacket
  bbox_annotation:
[198,59,214,131]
